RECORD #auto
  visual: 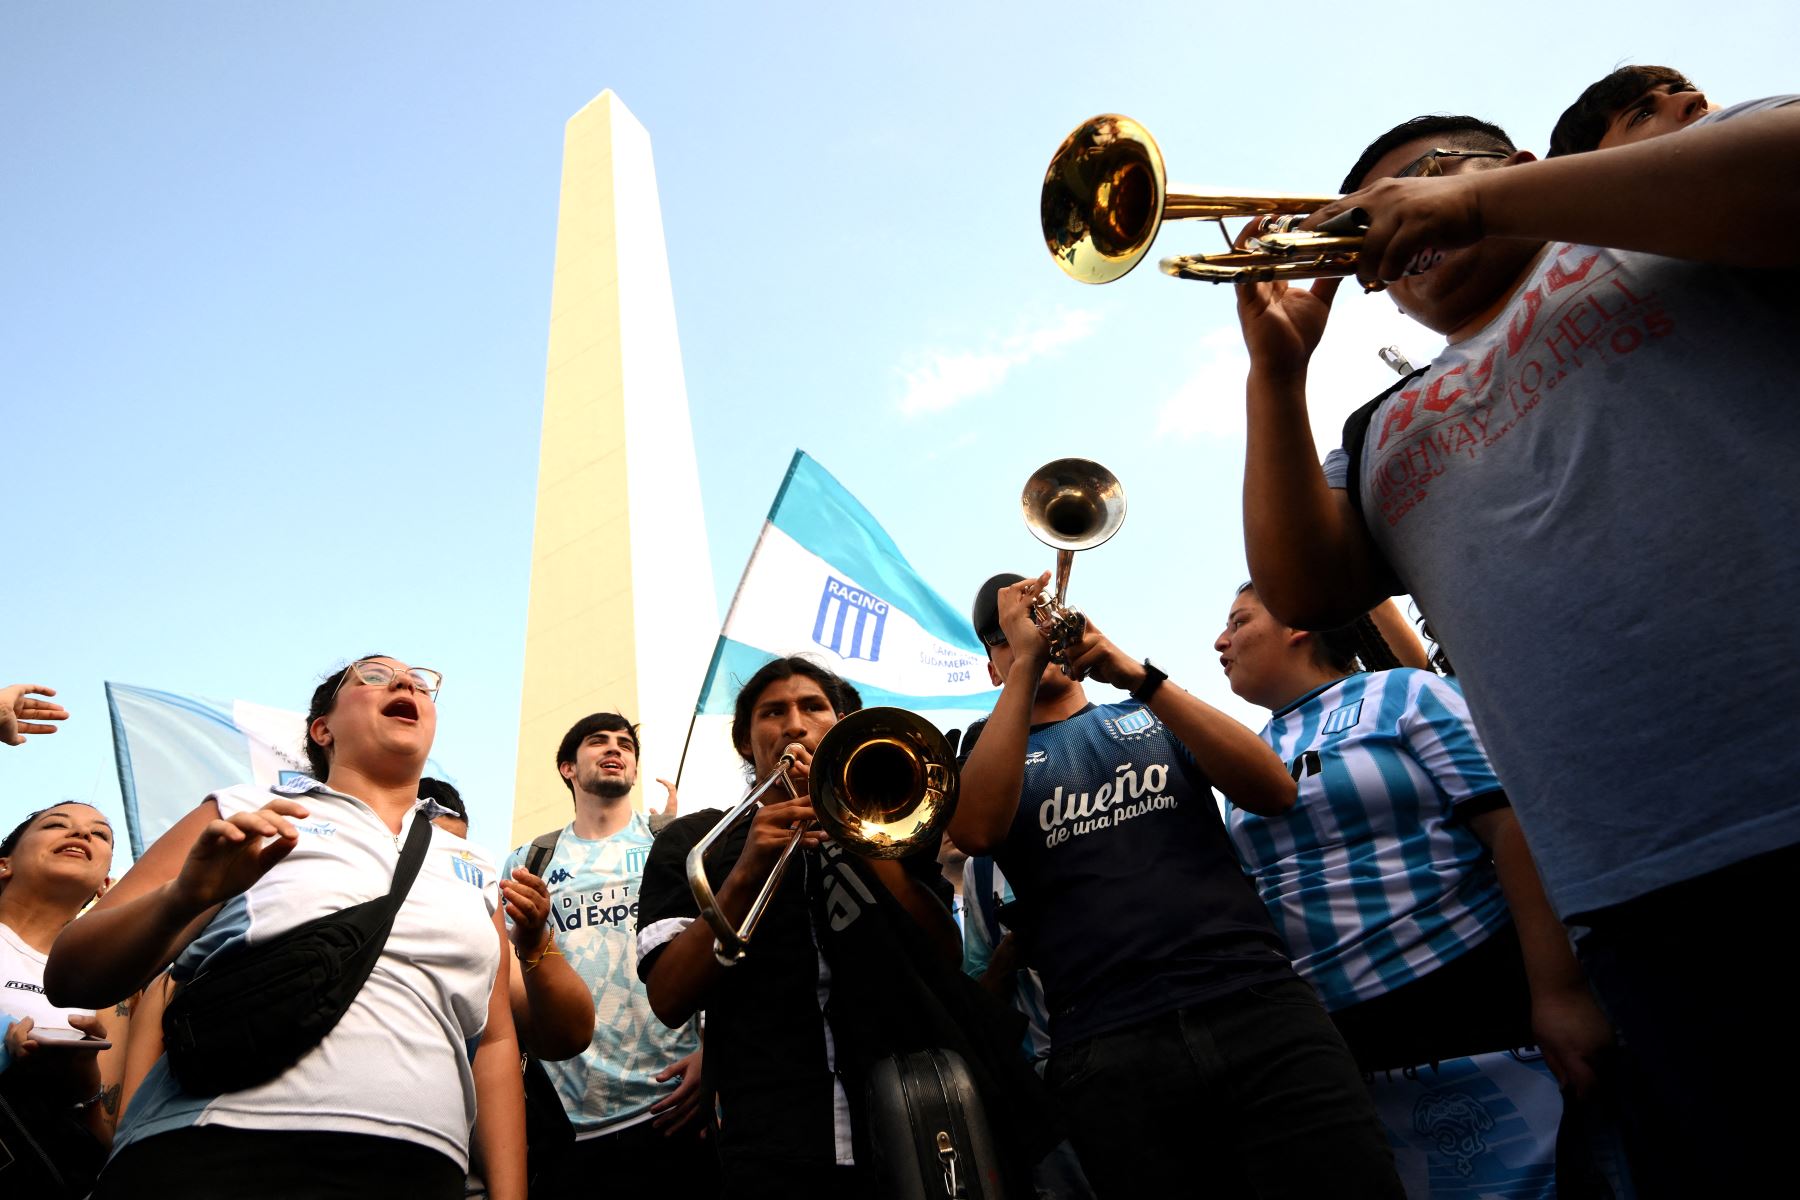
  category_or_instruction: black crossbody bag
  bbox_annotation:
[162,812,434,1095]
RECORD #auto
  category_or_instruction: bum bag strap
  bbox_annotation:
[373,809,436,925]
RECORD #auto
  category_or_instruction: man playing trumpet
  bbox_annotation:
[950,574,1401,1199]
[1234,92,1800,1196]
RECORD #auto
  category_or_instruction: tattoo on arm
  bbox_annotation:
[115,1000,133,1017]
[102,1083,122,1117]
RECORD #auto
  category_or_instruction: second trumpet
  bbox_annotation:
[1021,458,1125,675]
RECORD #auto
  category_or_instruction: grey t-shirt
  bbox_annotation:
[1340,96,1800,918]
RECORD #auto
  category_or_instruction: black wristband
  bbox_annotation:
[1130,659,1168,703]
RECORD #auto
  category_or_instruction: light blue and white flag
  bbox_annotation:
[105,682,451,858]
[695,451,997,722]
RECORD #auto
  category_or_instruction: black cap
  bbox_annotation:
[971,572,1028,648]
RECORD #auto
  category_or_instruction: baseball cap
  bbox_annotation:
[971,572,1028,648]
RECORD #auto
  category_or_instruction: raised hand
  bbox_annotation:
[1235,272,1341,380]
[1060,618,1140,691]
[652,778,679,822]
[735,794,823,881]
[0,683,68,746]
[997,573,1054,669]
[501,867,554,958]
[1306,174,1489,293]
[170,798,309,915]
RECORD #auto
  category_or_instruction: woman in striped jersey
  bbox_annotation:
[1214,585,1612,1089]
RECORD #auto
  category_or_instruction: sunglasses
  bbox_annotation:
[1394,148,1510,179]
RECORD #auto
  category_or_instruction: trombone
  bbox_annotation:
[1040,113,1365,286]
[686,707,959,966]
[1022,458,1126,676]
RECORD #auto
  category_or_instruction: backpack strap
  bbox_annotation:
[526,827,563,875]
[1340,365,1427,523]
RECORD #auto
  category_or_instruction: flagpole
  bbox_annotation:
[674,450,808,789]
[103,682,149,860]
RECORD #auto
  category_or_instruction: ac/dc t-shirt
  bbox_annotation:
[1329,96,1800,919]
[964,702,1292,1046]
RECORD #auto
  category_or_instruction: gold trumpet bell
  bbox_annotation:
[1042,112,1351,285]
[811,708,959,860]
[1041,114,1169,285]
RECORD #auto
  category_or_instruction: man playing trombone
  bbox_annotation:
[950,574,1402,1199]
[635,655,1048,1200]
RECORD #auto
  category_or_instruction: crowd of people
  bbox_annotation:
[4,65,1794,1199]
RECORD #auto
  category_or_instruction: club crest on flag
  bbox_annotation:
[812,574,889,663]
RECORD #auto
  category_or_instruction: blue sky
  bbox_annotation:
[4,1,1792,857]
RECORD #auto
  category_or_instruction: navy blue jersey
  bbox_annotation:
[966,702,1292,1044]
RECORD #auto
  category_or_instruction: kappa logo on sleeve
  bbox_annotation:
[1025,749,1048,766]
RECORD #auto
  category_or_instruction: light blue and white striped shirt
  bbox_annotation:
[1226,669,1510,1011]
[960,856,1053,1067]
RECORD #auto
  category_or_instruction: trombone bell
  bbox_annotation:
[812,710,959,860]
[685,707,959,965]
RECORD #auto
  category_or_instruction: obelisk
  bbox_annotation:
[510,91,717,846]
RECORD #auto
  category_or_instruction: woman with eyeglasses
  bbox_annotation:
[1,803,123,1198]
[44,657,531,1200]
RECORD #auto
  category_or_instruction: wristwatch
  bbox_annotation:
[1130,659,1168,704]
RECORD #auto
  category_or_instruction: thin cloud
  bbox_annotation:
[898,309,1101,418]
[1154,296,1434,456]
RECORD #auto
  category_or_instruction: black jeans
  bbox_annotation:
[1574,842,1800,1198]
[536,1118,719,1199]
[1046,979,1403,1199]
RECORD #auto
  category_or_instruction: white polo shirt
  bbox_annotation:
[114,780,502,1170]
[2,920,96,1032]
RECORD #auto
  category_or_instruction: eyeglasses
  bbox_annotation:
[335,660,443,701]
[1394,148,1509,179]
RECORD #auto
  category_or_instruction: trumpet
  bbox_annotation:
[1040,113,1364,285]
[686,707,959,966]
[1021,458,1126,676]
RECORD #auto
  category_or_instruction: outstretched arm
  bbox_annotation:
[1313,103,1800,289]
[46,797,307,1007]
[1065,624,1295,816]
